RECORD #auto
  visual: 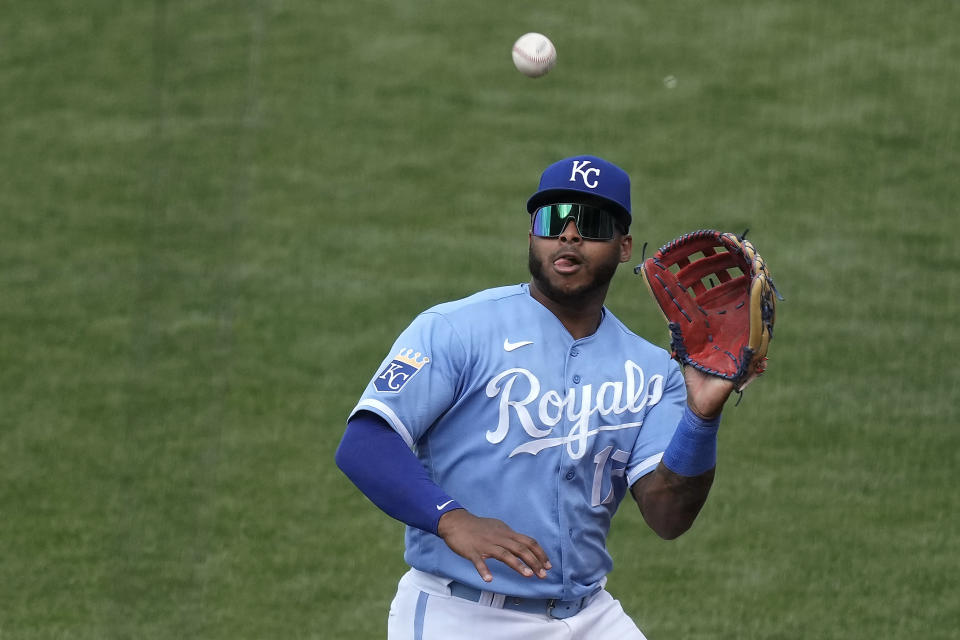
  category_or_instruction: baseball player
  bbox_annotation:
[336,155,737,639]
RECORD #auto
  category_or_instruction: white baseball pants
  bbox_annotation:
[387,569,648,640]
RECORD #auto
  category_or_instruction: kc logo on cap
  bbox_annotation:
[526,154,633,226]
[569,160,601,189]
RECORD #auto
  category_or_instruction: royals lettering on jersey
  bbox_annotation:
[484,360,664,460]
[373,351,665,462]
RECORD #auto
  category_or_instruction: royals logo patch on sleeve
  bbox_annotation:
[374,348,430,393]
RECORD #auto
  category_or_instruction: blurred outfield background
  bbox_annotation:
[1,1,958,638]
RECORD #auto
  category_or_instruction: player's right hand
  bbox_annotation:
[437,509,552,583]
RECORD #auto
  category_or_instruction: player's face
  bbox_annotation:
[528,217,632,306]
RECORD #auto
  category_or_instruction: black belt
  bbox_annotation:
[448,581,600,620]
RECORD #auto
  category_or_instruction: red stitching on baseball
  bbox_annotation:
[513,42,554,64]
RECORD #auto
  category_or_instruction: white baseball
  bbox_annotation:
[511,32,557,78]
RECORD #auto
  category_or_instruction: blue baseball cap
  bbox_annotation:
[526,155,632,228]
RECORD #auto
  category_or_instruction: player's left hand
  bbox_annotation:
[682,366,735,419]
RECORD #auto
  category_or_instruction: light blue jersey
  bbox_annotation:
[350,284,685,600]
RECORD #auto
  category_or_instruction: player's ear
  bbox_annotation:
[618,234,633,263]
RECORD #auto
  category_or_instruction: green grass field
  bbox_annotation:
[2,1,958,638]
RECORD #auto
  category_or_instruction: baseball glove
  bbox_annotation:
[636,230,780,391]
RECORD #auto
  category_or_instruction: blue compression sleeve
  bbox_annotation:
[662,405,721,477]
[335,412,463,535]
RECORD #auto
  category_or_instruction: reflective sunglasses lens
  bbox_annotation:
[532,205,568,237]
[532,204,617,240]
[575,207,616,239]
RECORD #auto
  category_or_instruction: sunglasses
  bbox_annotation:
[531,204,623,241]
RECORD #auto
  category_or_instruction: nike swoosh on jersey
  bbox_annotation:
[436,499,455,511]
[503,339,534,352]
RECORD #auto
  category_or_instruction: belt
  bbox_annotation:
[448,581,600,620]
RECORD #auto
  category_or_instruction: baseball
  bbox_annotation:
[511,32,556,78]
